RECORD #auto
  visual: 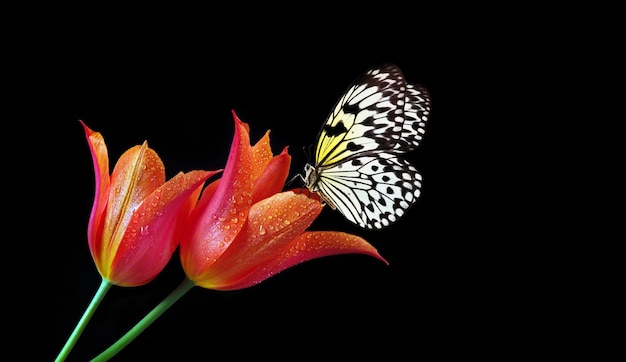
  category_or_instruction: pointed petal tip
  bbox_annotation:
[79,119,94,134]
[231,110,250,133]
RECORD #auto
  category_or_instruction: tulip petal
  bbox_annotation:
[250,129,273,180]
[251,147,291,204]
[194,191,322,289]
[108,170,216,286]
[80,120,111,263]
[99,142,165,270]
[181,114,255,279]
[224,231,388,290]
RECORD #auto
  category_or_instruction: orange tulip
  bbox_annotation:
[82,121,217,286]
[179,111,387,290]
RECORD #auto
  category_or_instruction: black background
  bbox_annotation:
[51,25,525,361]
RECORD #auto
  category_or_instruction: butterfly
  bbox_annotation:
[301,63,431,229]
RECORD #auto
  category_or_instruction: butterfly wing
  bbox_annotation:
[395,83,431,151]
[315,153,422,229]
[314,64,408,167]
[307,64,431,229]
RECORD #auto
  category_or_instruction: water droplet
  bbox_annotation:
[224,225,231,230]
[140,225,150,236]
[231,217,238,224]
[258,225,266,235]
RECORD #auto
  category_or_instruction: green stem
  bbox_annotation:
[56,277,113,362]
[90,277,196,362]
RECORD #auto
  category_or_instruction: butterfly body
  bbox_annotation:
[303,64,431,230]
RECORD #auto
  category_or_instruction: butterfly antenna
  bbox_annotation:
[285,144,311,189]
[303,144,313,164]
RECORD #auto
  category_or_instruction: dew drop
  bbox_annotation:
[231,217,238,224]
[258,225,266,235]
[140,225,150,236]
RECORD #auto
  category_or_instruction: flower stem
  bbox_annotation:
[90,277,196,362]
[56,277,113,362]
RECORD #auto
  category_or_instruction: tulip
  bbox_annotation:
[91,111,387,361]
[55,122,216,362]
[179,111,387,290]
[81,120,216,286]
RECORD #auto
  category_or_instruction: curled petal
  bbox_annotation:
[81,120,111,261]
[224,231,388,290]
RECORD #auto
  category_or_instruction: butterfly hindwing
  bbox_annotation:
[304,63,430,229]
[316,153,422,229]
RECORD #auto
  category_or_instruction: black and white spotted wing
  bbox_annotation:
[303,64,431,229]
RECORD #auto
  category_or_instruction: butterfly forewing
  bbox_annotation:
[315,64,407,167]
[395,83,431,151]
[305,63,431,229]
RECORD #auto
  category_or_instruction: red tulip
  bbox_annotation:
[82,121,217,286]
[179,111,387,290]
